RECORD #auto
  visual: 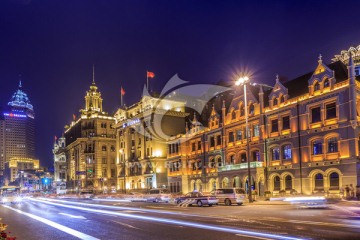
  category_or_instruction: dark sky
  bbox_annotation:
[1,0,360,168]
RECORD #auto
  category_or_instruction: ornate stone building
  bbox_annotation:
[114,95,187,192]
[63,76,116,192]
[165,45,360,197]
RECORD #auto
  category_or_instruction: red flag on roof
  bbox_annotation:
[121,87,125,96]
[147,71,155,78]
[73,114,76,121]
[54,136,58,142]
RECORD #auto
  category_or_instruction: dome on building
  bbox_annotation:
[8,81,34,111]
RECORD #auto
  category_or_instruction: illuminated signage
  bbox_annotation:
[4,112,27,118]
[122,118,140,128]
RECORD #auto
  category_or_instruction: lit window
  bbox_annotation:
[327,137,338,153]
[253,125,259,137]
[236,130,242,141]
[324,78,330,88]
[272,147,280,160]
[312,140,323,155]
[252,151,260,161]
[282,144,292,159]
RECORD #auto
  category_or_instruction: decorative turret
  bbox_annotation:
[8,80,34,112]
[81,66,105,116]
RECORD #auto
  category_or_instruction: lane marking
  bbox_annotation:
[31,198,304,240]
[2,205,99,240]
[59,213,87,219]
[111,220,140,230]
[261,217,360,229]
[236,233,276,240]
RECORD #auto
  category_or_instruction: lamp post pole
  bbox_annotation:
[236,76,253,203]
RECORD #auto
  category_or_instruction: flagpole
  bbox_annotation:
[121,86,123,107]
[146,71,149,92]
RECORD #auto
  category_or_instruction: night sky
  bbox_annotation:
[1,0,360,168]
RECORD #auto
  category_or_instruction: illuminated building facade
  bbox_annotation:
[1,81,37,184]
[53,136,67,186]
[165,45,360,197]
[63,77,116,192]
[114,95,187,192]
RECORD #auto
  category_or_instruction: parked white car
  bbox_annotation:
[145,189,171,203]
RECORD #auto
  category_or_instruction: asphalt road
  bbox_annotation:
[1,198,360,240]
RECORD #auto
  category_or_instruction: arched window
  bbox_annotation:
[282,144,292,159]
[229,155,235,164]
[273,98,278,106]
[285,175,292,190]
[329,172,339,189]
[327,137,338,153]
[240,153,247,163]
[280,95,285,104]
[324,78,330,88]
[240,105,245,116]
[249,103,254,115]
[231,110,236,120]
[314,82,320,91]
[137,179,142,189]
[252,150,260,161]
[102,145,107,151]
[274,176,280,191]
[217,157,222,167]
[314,173,324,190]
[210,158,216,168]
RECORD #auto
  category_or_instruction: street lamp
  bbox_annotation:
[235,76,253,203]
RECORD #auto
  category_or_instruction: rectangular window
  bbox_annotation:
[282,116,290,130]
[111,169,115,178]
[326,103,336,119]
[210,136,215,147]
[216,135,221,146]
[197,141,202,150]
[192,142,196,151]
[282,145,292,159]
[236,130,242,141]
[240,153,247,163]
[272,147,280,160]
[327,138,338,153]
[228,132,234,143]
[271,119,278,133]
[313,141,323,155]
[252,151,260,161]
[131,140,135,146]
[102,157,107,164]
[253,125,259,137]
[311,107,321,123]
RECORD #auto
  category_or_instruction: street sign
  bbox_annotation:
[76,171,86,175]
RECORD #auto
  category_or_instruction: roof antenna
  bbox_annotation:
[92,64,95,84]
[19,74,22,88]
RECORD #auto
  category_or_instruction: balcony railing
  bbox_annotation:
[218,162,263,172]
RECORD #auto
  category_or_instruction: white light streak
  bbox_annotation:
[32,198,304,240]
[2,205,99,240]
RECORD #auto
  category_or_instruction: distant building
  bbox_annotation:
[53,136,67,190]
[63,75,116,192]
[1,81,38,185]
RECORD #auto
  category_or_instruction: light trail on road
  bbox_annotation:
[2,205,99,240]
[30,198,306,240]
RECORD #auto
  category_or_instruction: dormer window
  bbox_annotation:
[314,82,320,91]
[231,110,236,120]
[323,78,330,88]
[280,95,285,104]
[240,105,245,116]
[273,98,278,106]
[249,103,254,115]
